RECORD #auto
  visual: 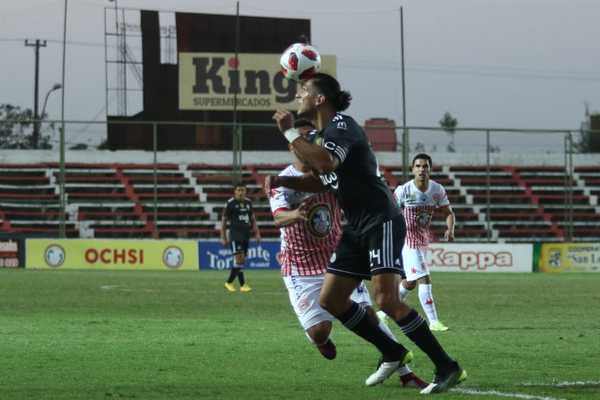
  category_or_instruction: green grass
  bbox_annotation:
[1,270,599,400]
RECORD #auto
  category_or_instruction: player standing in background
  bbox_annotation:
[267,119,426,388]
[379,153,455,332]
[269,73,465,393]
[220,183,261,292]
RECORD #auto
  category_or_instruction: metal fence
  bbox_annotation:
[0,118,598,240]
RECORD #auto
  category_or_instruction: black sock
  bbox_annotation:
[238,271,245,286]
[338,301,407,362]
[395,309,453,368]
[227,268,238,283]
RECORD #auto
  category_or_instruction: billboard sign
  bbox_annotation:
[539,243,600,272]
[26,239,199,270]
[0,238,24,268]
[198,240,280,270]
[179,52,337,111]
[427,243,533,272]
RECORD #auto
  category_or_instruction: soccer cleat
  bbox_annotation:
[240,284,252,292]
[419,362,467,394]
[429,320,449,332]
[400,372,429,389]
[376,310,388,323]
[316,339,337,360]
[365,350,413,386]
[224,282,236,292]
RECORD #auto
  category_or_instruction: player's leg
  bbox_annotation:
[416,274,448,331]
[283,275,336,359]
[237,241,251,292]
[321,231,411,386]
[406,247,447,330]
[224,241,240,292]
[369,216,465,393]
[354,283,427,389]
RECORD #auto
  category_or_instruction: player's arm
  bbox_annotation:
[272,205,307,227]
[251,213,261,242]
[289,138,339,173]
[265,173,326,193]
[439,205,455,241]
[220,207,229,245]
[272,109,339,173]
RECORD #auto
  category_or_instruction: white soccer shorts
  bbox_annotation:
[283,274,372,331]
[402,246,430,282]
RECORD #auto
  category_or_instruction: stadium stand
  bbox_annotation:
[1,162,599,242]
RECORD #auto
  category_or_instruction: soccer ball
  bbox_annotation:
[280,43,321,81]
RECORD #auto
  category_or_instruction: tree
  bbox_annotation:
[439,112,458,152]
[0,103,53,149]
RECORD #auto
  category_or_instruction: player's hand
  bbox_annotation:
[444,230,455,242]
[295,202,309,221]
[221,238,228,246]
[272,109,294,132]
[263,175,274,196]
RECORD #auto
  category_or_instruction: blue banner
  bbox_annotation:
[198,240,281,270]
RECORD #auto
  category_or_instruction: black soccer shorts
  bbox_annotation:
[230,240,249,255]
[327,215,406,279]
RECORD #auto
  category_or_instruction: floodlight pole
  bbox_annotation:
[232,1,241,183]
[399,7,408,182]
[59,0,68,238]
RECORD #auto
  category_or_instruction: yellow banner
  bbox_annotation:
[179,52,337,111]
[26,239,199,271]
[539,243,600,272]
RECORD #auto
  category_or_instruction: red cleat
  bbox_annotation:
[316,339,337,360]
[400,372,428,389]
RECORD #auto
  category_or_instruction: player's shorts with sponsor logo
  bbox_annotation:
[327,215,406,279]
[402,246,429,281]
[230,240,249,255]
[283,274,372,331]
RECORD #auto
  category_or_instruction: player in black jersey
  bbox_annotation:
[269,73,465,393]
[220,183,261,292]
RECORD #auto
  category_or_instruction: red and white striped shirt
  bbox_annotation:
[394,179,449,248]
[269,165,342,276]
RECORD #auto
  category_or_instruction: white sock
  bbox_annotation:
[418,284,439,323]
[399,284,410,300]
[397,365,412,376]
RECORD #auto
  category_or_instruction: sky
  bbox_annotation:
[1,0,600,150]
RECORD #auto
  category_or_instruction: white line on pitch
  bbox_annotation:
[451,387,566,400]
[519,381,600,388]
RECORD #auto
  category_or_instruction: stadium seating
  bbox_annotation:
[1,162,599,242]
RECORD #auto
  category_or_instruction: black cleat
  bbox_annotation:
[420,361,467,394]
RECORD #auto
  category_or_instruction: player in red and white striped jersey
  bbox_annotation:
[266,119,427,388]
[381,153,455,332]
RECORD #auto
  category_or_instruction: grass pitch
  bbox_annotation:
[0,269,599,400]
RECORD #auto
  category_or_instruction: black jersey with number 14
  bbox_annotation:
[317,113,399,234]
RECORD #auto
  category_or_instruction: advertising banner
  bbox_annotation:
[26,239,199,270]
[427,243,533,273]
[539,243,600,272]
[179,52,336,111]
[198,240,280,270]
[0,238,25,268]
